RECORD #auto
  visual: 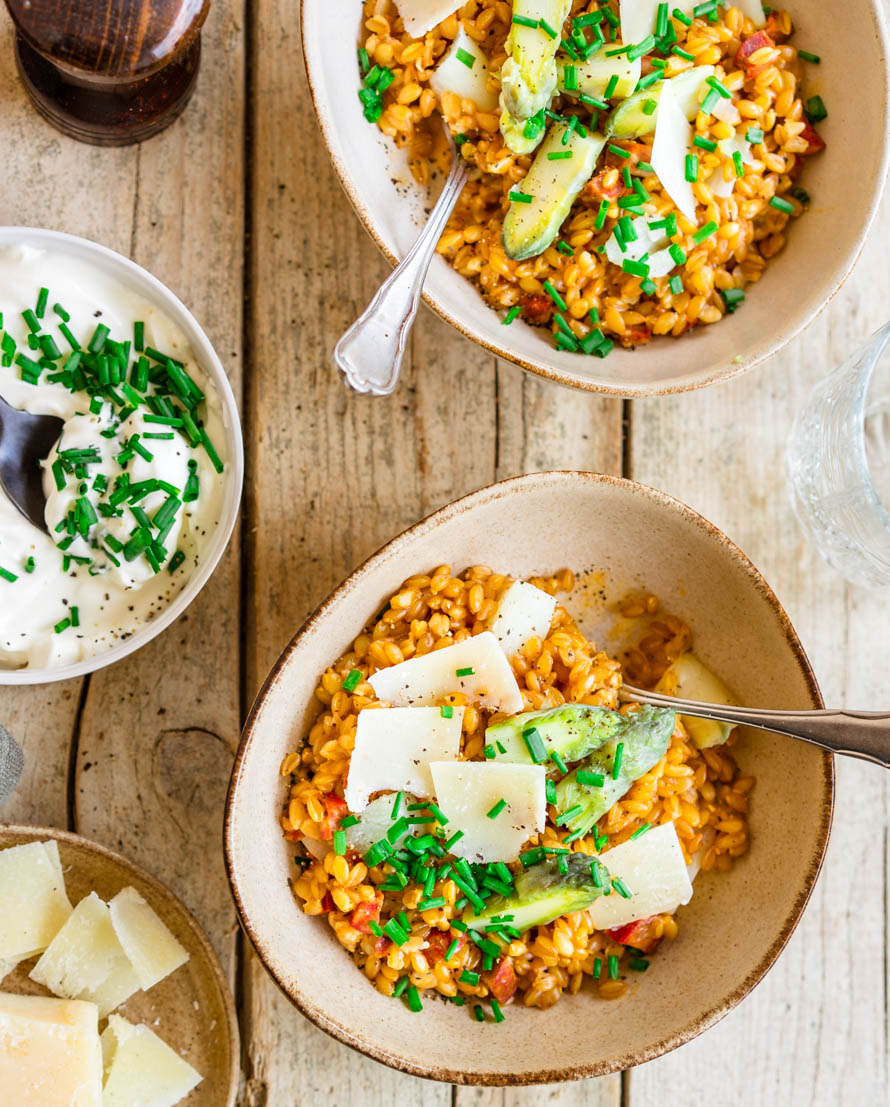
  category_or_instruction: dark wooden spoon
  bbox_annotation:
[0,396,63,533]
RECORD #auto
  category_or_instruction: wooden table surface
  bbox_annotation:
[1,3,888,1104]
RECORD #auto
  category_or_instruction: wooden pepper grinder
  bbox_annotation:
[3,0,211,146]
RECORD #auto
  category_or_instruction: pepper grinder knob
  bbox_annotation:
[3,0,211,146]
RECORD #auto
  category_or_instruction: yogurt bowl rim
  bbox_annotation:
[0,225,244,686]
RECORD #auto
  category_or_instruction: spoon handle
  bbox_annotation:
[620,684,890,769]
[333,153,469,396]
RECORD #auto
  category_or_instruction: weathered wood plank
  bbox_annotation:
[625,188,890,1106]
[0,9,137,829]
[71,1,245,982]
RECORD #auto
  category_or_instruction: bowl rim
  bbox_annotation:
[0,226,244,686]
[1,822,241,1106]
[224,470,835,1085]
[300,0,890,398]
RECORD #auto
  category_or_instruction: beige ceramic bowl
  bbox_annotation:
[225,472,833,1084]
[302,0,889,396]
[1,825,240,1104]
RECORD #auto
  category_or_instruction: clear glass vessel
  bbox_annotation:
[787,321,890,587]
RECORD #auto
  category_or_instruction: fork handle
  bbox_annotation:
[333,156,469,397]
[620,685,890,769]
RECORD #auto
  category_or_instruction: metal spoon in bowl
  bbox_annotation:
[333,125,469,396]
[620,683,890,769]
[0,395,62,533]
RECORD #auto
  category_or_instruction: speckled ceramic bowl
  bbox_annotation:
[302,0,888,396]
[225,472,833,1084]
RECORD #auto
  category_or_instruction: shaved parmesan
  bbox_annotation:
[620,0,696,49]
[344,706,464,811]
[30,892,141,1018]
[430,25,497,112]
[0,958,22,981]
[0,992,102,1107]
[651,77,697,221]
[589,822,693,929]
[393,0,459,38]
[102,1015,202,1107]
[734,0,766,27]
[0,841,72,963]
[369,631,524,714]
[605,217,670,268]
[488,580,556,656]
[430,761,545,862]
[108,887,189,992]
[345,792,431,856]
[670,65,715,120]
[711,95,741,125]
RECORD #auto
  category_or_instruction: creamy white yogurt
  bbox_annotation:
[0,244,228,670]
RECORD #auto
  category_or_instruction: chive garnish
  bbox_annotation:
[608,954,620,980]
[455,666,474,677]
[342,669,362,692]
[502,305,522,325]
[604,73,619,99]
[612,742,625,779]
[509,191,533,206]
[522,727,547,763]
[511,14,539,27]
[456,47,475,68]
[577,770,605,787]
[391,790,403,819]
[692,221,718,244]
[769,196,794,214]
[486,798,507,820]
[333,829,346,855]
[693,134,717,152]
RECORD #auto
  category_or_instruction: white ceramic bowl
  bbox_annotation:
[226,472,832,1084]
[0,226,243,686]
[302,0,890,396]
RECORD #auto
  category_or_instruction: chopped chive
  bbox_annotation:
[608,143,630,159]
[418,896,446,911]
[580,92,608,110]
[613,876,632,899]
[391,791,403,819]
[456,666,474,677]
[804,95,827,122]
[539,17,557,37]
[333,829,347,855]
[594,199,609,229]
[732,150,745,178]
[668,243,687,265]
[769,195,794,214]
[700,87,721,115]
[406,985,423,1013]
[672,6,692,23]
[550,749,568,775]
[642,99,658,117]
[630,822,651,839]
[692,221,718,243]
[456,47,476,68]
[608,954,620,980]
[483,744,496,759]
[629,957,650,971]
[671,45,694,60]
[460,969,480,986]
[627,35,655,60]
[706,75,731,99]
[669,274,684,294]
[487,798,508,819]
[340,814,360,828]
[746,126,764,143]
[720,287,745,313]
[798,49,820,63]
[512,14,539,27]
[543,280,567,310]
[444,829,465,851]
[577,770,605,787]
[53,302,70,322]
[547,150,574,161]
[522,727,547,763]
[54,617,71,633]
[685,154,699,182]
[612,741,625,780]
[604,73,619,99]
[622,258,650,278]
[342,668,362,692]
[473,1005,485,1022]
[693,134,717,152]
[556,804,583,825]
[445,938,461,962]
[23,556,35,574]
[427,803,448,826]
[440,704,454,718]
[87,323,110,353]
[557,239,575,256]
[503,304,522,326]
[0,567,17,582]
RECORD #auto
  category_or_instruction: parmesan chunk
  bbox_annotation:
[392,0,459,37]
[488,581,557,657]
[0,992,102,1107]
[344,706,464,811]
[369,632,524,714]
[651,77,697,221]
[0,840,72,962]
[109,887,189,992]
[589,822,693,930]
[430,25,498,112]
[102,1015,202,1107]
[30,892,141,1018]
[430,761,546,863]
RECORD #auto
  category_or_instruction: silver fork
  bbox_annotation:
[619,684,890,769]
[333,124,469,396]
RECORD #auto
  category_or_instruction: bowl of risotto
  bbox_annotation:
[302,0,888,394]
[225,472,833,1082]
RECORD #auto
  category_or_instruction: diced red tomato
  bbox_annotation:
[375,935,393,954]
[486,957,518,1003]
[736,29,775,72]
[521,293,554,325]
[620,324,652,347]
[321,891,335,913]
[426,929,465,965]
[319,793,348,840]
[350,897,382,935]
[799,120,825,155]
[605,140,653,170]
[584,171,628,202]
[607,915,661,953]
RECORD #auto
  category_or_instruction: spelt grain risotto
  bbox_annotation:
[279,566,754,1018]
[356,0,826,355]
